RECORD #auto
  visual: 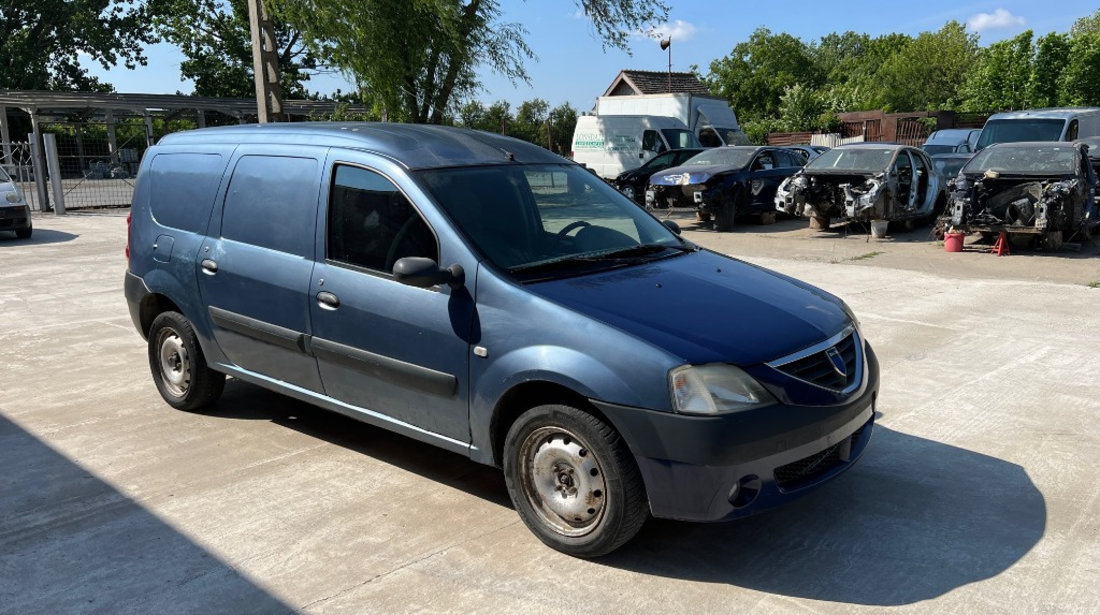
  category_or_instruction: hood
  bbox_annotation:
[649,163,734,187]
[525,250,850,365]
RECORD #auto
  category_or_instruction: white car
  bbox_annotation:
[0,166,32,239]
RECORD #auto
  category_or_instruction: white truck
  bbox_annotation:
[595,93,750,147]
[570,115,700,180]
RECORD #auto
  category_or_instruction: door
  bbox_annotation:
[747,149,795,210]
[308,163,472,442]
[197,146,325,392]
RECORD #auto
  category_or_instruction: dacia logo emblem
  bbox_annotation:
[825,347,847,378]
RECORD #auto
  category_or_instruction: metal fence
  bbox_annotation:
[42,121,141,210]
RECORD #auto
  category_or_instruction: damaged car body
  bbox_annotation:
[775,144,943,229]
[942,142,1098,248]
[645,146,804,231]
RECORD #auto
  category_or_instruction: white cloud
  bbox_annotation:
[968,8,1026,32]
[651,20,698,42]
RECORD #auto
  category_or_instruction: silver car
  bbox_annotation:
[776,144,945,228]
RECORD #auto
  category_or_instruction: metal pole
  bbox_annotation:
[247,0,283,123]
[29,119,50,212]
[0,106,12,167]
[667,38,672,93]
[43,133,66,215]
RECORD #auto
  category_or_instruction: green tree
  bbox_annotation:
[151,0,322,98]
[512,98,550,143]
[877,21,978,111]
[705,27,823,121]
[1028,33,1071,108]
[546,103,578,156]
[0,0,157,90]
[776,84,823,132]
[1060,11,1100,106]
[962,31,1034,111]
[269,0,668,123]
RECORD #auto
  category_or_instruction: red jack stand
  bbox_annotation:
[991,231,1010,256]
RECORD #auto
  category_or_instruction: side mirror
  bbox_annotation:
[662,219,682,235]
[393,257,465,289]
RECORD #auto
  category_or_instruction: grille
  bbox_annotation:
[774,425,865,490]
[775,332,859,391]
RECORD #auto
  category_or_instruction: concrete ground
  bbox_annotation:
[1,210,1097,614]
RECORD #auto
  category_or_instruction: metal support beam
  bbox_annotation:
[143,111,155,147]
[247,0,283,123]
[196,109,206,129]
[0,106,12,166]
[43,133,65,215]
[105,111,118,162]
[29,117,50,211]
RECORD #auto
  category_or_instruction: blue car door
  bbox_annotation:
[196,145,326,392]
[307,157,474,445]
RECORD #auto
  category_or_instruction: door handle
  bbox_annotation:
[317,291,340,310]
[200,259,218,275]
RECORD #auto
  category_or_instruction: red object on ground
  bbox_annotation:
[991,231,1011,256]
[944,232,965,252]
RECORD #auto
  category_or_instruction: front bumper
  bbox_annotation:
[593,342,879,522]
[0,205,30,231]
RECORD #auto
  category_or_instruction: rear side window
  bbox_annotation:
[222,155,318,257]
[327,165,437,273]
[148,153,226,232]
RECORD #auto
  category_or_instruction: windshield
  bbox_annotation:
[662,129,701,149]
[415,164,687,277]
[716,128,752,146]
[923,144,959,155]
[976,119,1066,150]
[807,147,895,172]
[681,147,756,169]
[931,156,970,178]
[963,144,1077,175]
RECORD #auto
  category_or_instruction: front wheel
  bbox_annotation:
[148,311,225,411]
[715,191,741,232]
[503,404,648,558]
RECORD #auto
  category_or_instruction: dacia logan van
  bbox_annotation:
[125,123,878,557]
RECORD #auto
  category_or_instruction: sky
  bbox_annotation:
[86,1,1097,113]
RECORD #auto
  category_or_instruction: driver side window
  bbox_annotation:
[327,165,437,274]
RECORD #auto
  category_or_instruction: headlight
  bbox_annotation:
[669,364,776,415]
[839,299,862,334]
[5,192,22,204]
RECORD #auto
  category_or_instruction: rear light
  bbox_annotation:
[125,212,132,263]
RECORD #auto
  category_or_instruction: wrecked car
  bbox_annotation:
[941,142,1098,249]
[775,144,943,229]
[645,146,804,231]
[614,147,706,204]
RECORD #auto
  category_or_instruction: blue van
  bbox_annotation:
[125,123,878,557]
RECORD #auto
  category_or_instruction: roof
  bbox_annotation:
[602,70,712,96]
[986,107,1100,120]
[0,90,372,121]
[156,123,567,170]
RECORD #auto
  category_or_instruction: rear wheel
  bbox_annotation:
[503,404,648,558]
[148,311,225,411]
[715,191,741,232]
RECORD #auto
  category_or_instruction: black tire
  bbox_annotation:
[715,190,741,232]
[15,224,31,239]
[810,215,830,231]
[147,311,225,411]
[503,404,648,558]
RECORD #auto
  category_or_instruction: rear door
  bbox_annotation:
[196,145,325,392]
[307,158,473,443]
[747,149,798,210]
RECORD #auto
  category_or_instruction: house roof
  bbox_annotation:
[602,70,712,97]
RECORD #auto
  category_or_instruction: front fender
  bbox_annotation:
[468,344,666,464]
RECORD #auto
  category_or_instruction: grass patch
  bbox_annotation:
[1088,281,1100,289]
[848,251,885,262]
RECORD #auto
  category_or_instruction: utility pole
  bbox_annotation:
[247,0,283,123]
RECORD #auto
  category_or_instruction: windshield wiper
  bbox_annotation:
[596,243,697,259]
[509,243,696,277]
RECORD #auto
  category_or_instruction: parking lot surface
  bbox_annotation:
[2,211,1098,614]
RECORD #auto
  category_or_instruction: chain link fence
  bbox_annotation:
[42,121,143,210]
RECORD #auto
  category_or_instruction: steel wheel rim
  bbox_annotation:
[518,426,607,537]
[157,328,191,398]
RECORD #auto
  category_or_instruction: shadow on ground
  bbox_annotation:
[205,381,1042,607]
[0,413,295,614]
[0,228,77,245]
[603,426,1046,606]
